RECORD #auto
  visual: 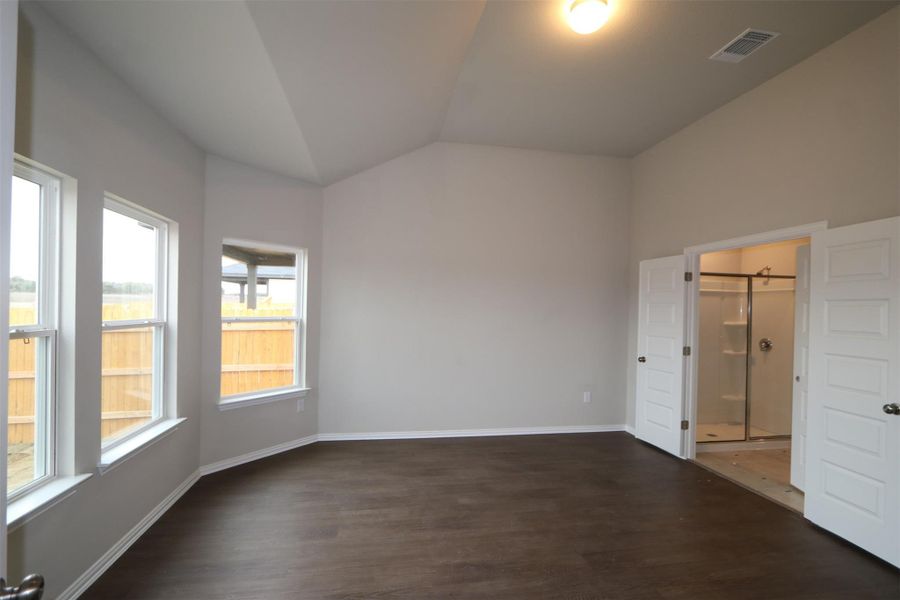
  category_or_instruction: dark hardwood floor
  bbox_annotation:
[85,433,899,599]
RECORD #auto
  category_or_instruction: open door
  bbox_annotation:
[635,255,686,457]
[806,217,900,567]
[790,244,810,490]
[0,0,20,579]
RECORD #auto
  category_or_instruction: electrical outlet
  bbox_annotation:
[297,398,305,413]
[583,391,592,404]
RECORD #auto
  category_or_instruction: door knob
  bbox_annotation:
[0,574,44,599]
[759,338,773,352]
[638,356,646,363]
[883,403,900,415]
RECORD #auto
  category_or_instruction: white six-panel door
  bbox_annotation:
[0,0,20,576]
[806,217,900,567]
[636,255,686,457]
[790,245,810,490]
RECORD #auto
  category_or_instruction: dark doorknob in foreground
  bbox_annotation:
[883,403,900,415]
[638,356,646,363]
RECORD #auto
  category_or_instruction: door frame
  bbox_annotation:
[681,221,828,460]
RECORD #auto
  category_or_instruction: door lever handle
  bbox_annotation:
[883,403,900,415]
[637,356,646,363]
[0,574,44,599]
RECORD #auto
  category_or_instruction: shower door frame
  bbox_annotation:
[681,221,828,461]
[699,271,796,443]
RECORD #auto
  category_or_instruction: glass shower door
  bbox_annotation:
[696,275,748,443]
[748,276,795,438]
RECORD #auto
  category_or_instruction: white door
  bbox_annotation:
[635,255,686,457]
[790,245,810,490]
[0,0,20,576]
[806,217,900,567]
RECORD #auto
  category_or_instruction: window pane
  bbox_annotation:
[103,208,157,321]
[7,337,50,494]
[101,326,158,444]
[221,244,296,318]
[221,321,296,397]
[9,176,41,327]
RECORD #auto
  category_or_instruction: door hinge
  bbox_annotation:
[683,346,691,356]
[681,420,689,431]
[684,272,693,282]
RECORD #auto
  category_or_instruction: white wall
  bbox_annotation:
[10,4,205,596]
[199,155,323,466]
[626,8,900,426]
[320,142,631,434]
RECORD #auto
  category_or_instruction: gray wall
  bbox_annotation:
[625,8,900,426]
[320,142,631,434]
[199,155,323,466]
[11,4,205,596]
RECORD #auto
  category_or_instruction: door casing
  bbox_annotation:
[681,221,827,461]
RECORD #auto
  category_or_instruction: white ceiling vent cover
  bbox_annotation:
[710,28,779,63]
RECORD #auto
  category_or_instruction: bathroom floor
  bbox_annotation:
[695,422,781,441]
[693,446,803,512]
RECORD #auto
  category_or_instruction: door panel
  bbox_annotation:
[806,218,899,567]
[0,0,20,575]
[636,255,685,457]
[791,245,810,490]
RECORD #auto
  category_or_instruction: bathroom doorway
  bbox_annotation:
[692,238,810,512]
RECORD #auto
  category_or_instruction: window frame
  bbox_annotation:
[219,238,307,407]
[100,194,169,452]
[7,160,60,501]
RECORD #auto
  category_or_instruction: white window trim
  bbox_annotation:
[7,473,93,531]
[7,159,60,502]
[100,194,170,453]
[217,386,310,411]
[218,238,308,408]
[98,417,185,475]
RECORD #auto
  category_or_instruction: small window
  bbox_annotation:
[7,161,59,498]
[101,196,168,447]
[221,241,305,401]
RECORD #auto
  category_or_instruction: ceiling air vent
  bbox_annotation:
[710,28,779,63]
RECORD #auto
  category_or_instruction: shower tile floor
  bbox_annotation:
[694,446,803,513]
[696,422,781,441]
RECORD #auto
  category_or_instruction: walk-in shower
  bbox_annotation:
[696,271,796,443]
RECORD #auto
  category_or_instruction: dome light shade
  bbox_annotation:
[566,0,610,35]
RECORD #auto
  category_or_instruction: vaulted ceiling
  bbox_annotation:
[39,0,897,185]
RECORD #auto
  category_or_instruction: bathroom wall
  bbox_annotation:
[696,239,808,441]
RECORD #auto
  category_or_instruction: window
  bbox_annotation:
[101,196,167,447]
[7,161,59,498]
[220,241,305,404]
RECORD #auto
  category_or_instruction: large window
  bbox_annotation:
[220,241,305,403]
[7,161,59,498]
[101,196,167,447]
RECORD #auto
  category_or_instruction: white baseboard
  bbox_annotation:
[317,424,626,441]
[57,470,201,600]
[625,425,636,436]
[199,433,319,476]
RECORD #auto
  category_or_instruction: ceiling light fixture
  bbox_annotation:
[566,0,610,35]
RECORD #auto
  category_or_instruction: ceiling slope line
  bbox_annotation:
[241,0,322,186]
[435,0,489,143]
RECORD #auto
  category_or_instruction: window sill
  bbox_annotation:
[8,473,93,531]
[98,417,186,475]
[217,387,311,412]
